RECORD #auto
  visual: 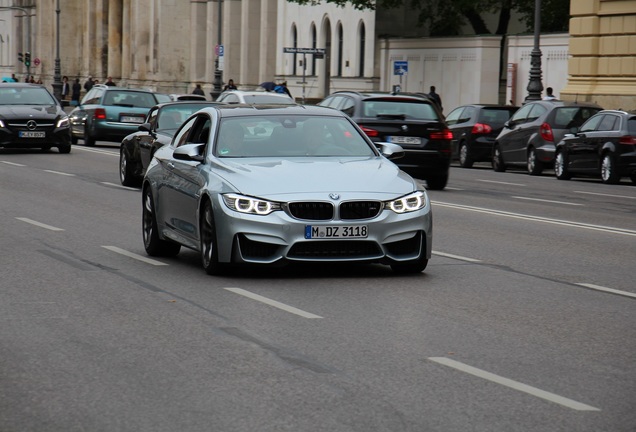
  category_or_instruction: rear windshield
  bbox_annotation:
[628,118,636,135]
[478,108,517,124]
[103,91,157,108]
[553,107,601,129]
[362,100,438,120]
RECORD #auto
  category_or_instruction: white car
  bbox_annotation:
[216,90,295,105]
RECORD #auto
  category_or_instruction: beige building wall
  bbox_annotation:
[561,0,636,110]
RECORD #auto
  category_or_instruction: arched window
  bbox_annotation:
[291,24,298,76]
[311,24,317,76]
[358,22,365,77]
[337,23,343,77]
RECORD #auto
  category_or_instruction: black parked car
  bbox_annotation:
[445,104,518,168]
[318,91,452,190]
[0,83,71,153]
[555,110,636,184]
[492,100,602,175]
[119,100,220,186]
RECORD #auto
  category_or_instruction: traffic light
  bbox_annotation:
[18,52,23,63]
[24,52,31,67]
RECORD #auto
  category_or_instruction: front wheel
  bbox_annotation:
[58,143,71,154]
[84,127,95,147]
[391,256,428,274]
[426,172,448,190]
[527,148,544,175]
[458,142,474,168]
[492,145,506,172]
[120,150,141,187]
[601,153,621,184]
[142,187,181,257]
[71,135,78,145]
[554,151,571,180]
[200,200,225,275]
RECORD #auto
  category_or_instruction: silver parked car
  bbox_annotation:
[142,104,432,274]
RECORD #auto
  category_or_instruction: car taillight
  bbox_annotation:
[471,123,492,134]
[540,122,554,142]
[360,126,379,137]
[430,129,453,140]
[619,135,636,145]
[95,108,107,120]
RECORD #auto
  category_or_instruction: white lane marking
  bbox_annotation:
[444,187,465,191]
[101,182,140,191]
[576,283,636,300]
[73,147,119,156]
[43,169,75,177]
[432,201,636,237]
[224,287,323,319]
[428,357,600,411]
[512,196,583,206]
[1,160,26,167]
[433,251,481,263]
[478,179,526,186]
[575,190,636,200]
[16,217,64,231]
[102,246,168,266]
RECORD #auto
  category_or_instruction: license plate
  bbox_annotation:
[389,136,421,145]
[120,115,145,123]
[19,131,45,138]
[305,225,368,239]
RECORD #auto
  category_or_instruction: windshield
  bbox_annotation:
[241,94,295,105]
[215,115,376,158]
[0,87,57,105]
[553,107,601,129]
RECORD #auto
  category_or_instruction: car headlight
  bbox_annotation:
[57,116,70,128]
[0,119,5,128]
[222,193,281,215]
[386,191,427,214]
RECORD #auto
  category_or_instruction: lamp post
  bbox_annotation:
[526,0,543,101]
[51,0,63,101]
[210,0,223,100]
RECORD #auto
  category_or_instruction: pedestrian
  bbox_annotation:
[11,73,18,82]
[105,76,116,86]
[223,79,237,91]
[274,81,293,99]
[84,76,94,92]
[61,76,69,100]
[29,76,35,83]
[428,85,442,111]
[543,87,557,100]
[71,78,81,105]
[192,84,205,96]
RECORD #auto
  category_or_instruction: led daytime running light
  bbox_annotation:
[386,191,426,213]
[223,194,279,215]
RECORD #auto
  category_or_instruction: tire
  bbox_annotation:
[391,234,429,274]
[630,173,636,185]
[554,151,571,180]
[200,200,225,275]
[527,147,544,175]
[601,153,620,184]
[71,135,78,145]
[426,172,448,190]
[458,142,474,168]
[84,127,95,147]
[120,149,141,187]
[492,144,506,172]
[142,187,181,257]
[58,143,71,154]
[40,146,51,152]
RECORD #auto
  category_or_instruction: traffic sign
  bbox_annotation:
[394,61,408,76]
[33,57,41,66]
[283,47,325,55]
[215,44,224,56]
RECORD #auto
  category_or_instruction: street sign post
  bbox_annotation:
[393,61,408,92]
[283,47,326,104]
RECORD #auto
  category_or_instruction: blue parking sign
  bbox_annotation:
[394,61,408,75]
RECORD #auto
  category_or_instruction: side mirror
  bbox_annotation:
[375,142,405,160]
[173,143,205,163]
[570,126,579,134]
[138,122,156,139]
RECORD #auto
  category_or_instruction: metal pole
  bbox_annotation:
[52,0,63,101]
[526,0,543,101]
[210,0,223,100]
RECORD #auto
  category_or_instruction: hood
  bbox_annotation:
[0,105,62,120]
[211,157,419,199]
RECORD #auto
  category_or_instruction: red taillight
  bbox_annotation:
[430,129,453,140]
[471,123,492,134]
[360,126,379,137]
[95,108,107,120]
[619,135,636,145]
[540,122,554,142]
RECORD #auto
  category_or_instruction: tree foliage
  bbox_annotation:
[287,0,570,36]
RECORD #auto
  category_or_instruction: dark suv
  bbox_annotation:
[492,100,602,175]
[318,91,452,190]
[555,110,636,184]
[69,84,159,146]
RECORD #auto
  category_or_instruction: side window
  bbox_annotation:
[458,107,475,123]
[173,117,197,147]
[445,107,463,125]
[510,103,534,123]
[146,108,158,128]
[579,114,604,133]
[340,98,354,117]
[527,104,548,122]
[598,114,618,131]
[318,96,336,107]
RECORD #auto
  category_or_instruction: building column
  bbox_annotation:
[108,0,123,81]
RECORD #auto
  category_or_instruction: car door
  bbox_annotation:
[138,107,159,169]
[511,103,548,163]
[445,106,465,157]
[162,114,212,245]
[498,103,533,161]
[566,113,604,171]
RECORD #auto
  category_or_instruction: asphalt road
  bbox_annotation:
[1,144,635,432]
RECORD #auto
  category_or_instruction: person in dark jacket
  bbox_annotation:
[71,79,81,105]
[428,85,442,112]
